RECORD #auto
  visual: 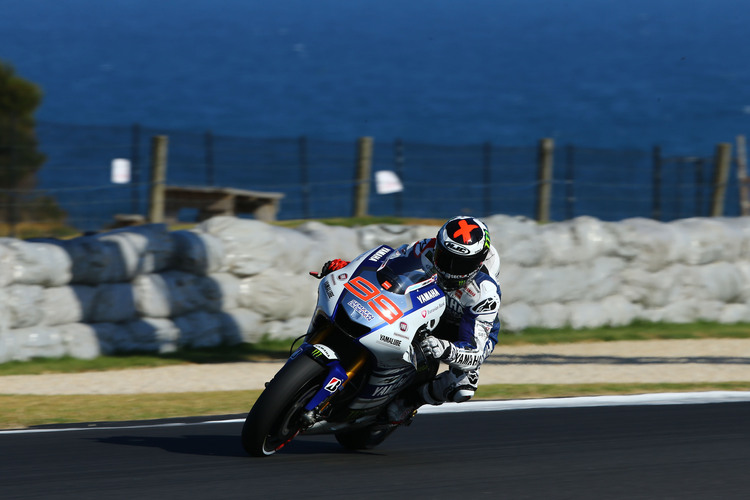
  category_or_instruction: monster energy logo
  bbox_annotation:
[483,230,491,249]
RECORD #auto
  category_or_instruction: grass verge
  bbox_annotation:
[3,382,750,430]
[2,322,750,429]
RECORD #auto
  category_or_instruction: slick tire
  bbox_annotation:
[241,355,326,457]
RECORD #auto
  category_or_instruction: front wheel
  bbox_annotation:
[241,355,326,457]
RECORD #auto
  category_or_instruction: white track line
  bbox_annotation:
[3,391,750,435]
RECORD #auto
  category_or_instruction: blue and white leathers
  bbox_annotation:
[396,238,502,403]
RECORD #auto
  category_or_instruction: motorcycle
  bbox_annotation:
[241,244,446,456]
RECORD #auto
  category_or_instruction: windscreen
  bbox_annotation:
[375,253,433,294]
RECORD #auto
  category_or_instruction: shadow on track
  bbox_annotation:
[91,433,372,457]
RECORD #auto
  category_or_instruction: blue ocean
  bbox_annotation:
[2,0,750,227]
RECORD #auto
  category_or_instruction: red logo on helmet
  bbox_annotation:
[453,219,479,244]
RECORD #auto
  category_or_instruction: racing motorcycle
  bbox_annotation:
[241,245,446,457]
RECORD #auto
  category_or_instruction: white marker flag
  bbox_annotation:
[111,158,131,184]
[375,170,403,194]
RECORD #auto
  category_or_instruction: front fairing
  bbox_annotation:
[315,246,445,358]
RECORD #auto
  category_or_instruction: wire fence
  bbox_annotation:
[0,121,742,233]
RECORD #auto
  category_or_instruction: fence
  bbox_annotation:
[0,121,743,234]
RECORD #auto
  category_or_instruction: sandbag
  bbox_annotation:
[125,318,181,353]
[86,322,131,355]
[203,273,241,312]
[58,323,102,359]
[198,217,286,276]
[89,283,137,323]
[133,271,211,318]
[262,316,312,341]
[94,223,175,278]
[238,271,318,320]
[173,311,225,348]
[6,284,44,329]
[498,302,538,332]
[171,229,226,275]
[219,308,264,344]
[1,239,72,287]
[6,326,66,361]
[42,285,96,326]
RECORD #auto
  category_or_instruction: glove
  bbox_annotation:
[421,335,453,361]
[309,259,350,279]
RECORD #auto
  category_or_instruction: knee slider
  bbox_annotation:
[449,386,475,403]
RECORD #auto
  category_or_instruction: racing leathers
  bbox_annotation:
[394,237,502,404]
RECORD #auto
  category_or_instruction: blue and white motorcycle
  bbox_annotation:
[241,245,445,457]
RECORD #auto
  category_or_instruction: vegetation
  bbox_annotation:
[3,382,750,430]
[0,60,66,233]
[2,322,749,377]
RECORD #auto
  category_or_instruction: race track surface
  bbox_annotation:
[3,402,750,499]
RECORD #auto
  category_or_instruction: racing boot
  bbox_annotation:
[386,382,441,425]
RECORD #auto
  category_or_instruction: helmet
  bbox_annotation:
[433,216,490,291]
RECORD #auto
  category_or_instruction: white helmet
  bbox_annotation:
[433,216,490,291]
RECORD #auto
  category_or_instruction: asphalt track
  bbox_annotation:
[3,399,750,499]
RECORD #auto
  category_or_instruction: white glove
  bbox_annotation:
[421,335,453,360]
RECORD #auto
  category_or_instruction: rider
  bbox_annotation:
[313,215,502,424]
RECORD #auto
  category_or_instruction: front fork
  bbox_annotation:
[288,343,367,416]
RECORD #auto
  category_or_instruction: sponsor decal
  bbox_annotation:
[348,299,375,321]
[399,321,408,332]
[324,281,335,299]
[415,288,440,304]
[421,310,427,318]
[344,276,403,324]
[369,246,391,262]
[452,219,480,244]
[325,377,343,392]
[378,334,402,348]
[444,240,470,254]
[472,297,499,313]
[338,273,348,281]
[312,344,338,360]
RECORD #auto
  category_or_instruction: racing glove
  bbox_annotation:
[309,259,350,279]
[421,335,454,361]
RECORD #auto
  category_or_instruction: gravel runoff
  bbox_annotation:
[1,339,749,395]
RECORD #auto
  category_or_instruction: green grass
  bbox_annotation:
[497,321,750,345]
[4,321,749,377]
[4,382,750,430]
[2,321,750,429]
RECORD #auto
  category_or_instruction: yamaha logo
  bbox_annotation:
[444,241,470,254]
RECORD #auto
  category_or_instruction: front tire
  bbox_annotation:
[241,355,326,456]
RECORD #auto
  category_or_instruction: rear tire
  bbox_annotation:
[241,355,326,457]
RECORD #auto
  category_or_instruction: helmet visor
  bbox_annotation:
[434,244,485,279]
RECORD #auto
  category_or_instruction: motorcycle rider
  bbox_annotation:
[313,215,502,424]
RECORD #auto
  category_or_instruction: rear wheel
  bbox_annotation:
[241,355,326,456]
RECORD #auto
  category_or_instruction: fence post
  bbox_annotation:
[394,138,404,217]
[564,144,575,220]
[483,142,492,217]
[709,142,732,217]
[130,123,141,214]
[536,138,554,223]
[204,131,215,186]
[299,135,310,219]
[353,136,373,218]
[148,135,168,223]
[652,145,662,221]
[736,135,750,216]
